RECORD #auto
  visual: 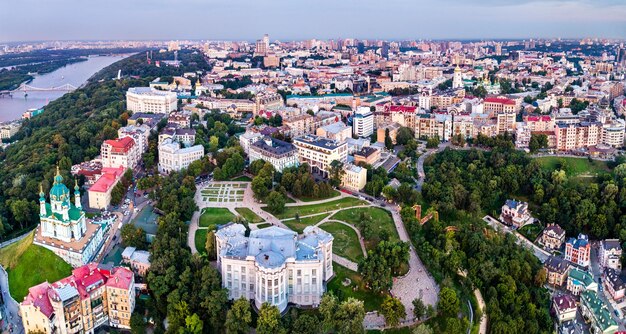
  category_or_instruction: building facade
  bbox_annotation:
[158,138,205,174]
[101,137,139,170]
[20,263,135,334]
[126,87,177,114]
[215,224,333,312]
[565,234,591,267]
[249,137,299,172]
[353,107,374,137]
[34,168,107,267]
[293,135,348,177]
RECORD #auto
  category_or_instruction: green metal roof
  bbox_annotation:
[581,290,618,332]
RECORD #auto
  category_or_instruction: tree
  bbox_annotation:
[528,133,548,153]
[380,296,406,327]
[385,128,394,150]
[412,324,434,334]
[319,293,338,331]
[130,312,146,334]
[426,136,439,149]
[257,303,283,334]
[335,298,365,334]
[111,182,126,206]
[225,297,252,334]
[396,127,415,146]
[182,313,203,334]
[205,230,216,260]
[437,287,460,317]
[266,191,286,214]
[9,199,33,229]
[329,160,345,188]
[291,314,321,334]
[120,224,146,249]
[412,298,427,320]
[451,134,466,147]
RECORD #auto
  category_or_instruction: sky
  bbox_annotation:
[0,0,625,42]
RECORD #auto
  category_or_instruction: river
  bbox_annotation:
[0,55,128,122]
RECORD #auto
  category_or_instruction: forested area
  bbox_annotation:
[411,140,626,333]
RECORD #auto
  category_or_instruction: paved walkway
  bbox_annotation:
[475,289,487,334]
[188,181,440,329]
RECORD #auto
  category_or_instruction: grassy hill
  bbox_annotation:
[0,231,72,301]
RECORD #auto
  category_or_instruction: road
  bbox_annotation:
[589,244,626,331]
[0,266,24,334]
[415,143,449,192]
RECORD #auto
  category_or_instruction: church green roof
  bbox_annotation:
[43,203,84,222]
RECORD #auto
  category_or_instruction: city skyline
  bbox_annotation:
[1,0,625,43]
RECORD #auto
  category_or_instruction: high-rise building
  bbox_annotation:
[352,107,374,137]
[495,42,502,56]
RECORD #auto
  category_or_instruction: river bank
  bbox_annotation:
[0,54,129,122]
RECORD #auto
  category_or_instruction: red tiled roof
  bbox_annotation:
[104,137,135,153]
[484,97,516,105]
[89,167,124,193]
[106,267,134,290]
[22,282,54,317]
[385,105,416,113]
[526,115,552,122]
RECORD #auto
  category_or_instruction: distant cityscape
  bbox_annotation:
[0,32,625,334]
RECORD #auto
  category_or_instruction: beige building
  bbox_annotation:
[126,87,177,114]
[0,121,20,140]
[341,164,367,191]
[377,123,402,145]
[316,122,352,142]
[87,166,125,210]
[158,138,205,174]
[293,135,347,177]
[20,263,135,333]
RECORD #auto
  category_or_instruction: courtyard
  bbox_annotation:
[200,182,247,203]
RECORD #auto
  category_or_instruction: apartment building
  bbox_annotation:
[87,166,125,210]
[20,263,135,333]
[352,107,374,137]
[249,137,299,172]
[316,122,352,142]
[565,234,591,267]
[341,163,367,191]
[101,137,139,170]
[117,124,151,154]
[599,239,622,271]
[415,113,452,140]
[293,135,347,177]
[126,87,177,114]
[158,138,205,174]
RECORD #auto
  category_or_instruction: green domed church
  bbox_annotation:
[34,167,107,267]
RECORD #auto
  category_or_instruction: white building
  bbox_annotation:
[215,224,333,312]
[293,135,348,177]
[452,65,463,89]
[118,124,151,154]
[0,121,20,140]
[599,239,622,271]
[239,131,264,155]
[158,138,205,174]
[341,163,367,191]
[249,137,299,172]
[353,107,374,138]
[126,87,177,114]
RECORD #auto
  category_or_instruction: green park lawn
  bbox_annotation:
[534,156,610,177]
[298,189,341,202]
[320,222,364,263]
[327,263,387,312]
[268,197,366,220]
[235,208,264,224]
[199,208,235,228]
[283,214,329,233]
[0,232,72,301]
[195,229,208,255]
[330,207,400,250]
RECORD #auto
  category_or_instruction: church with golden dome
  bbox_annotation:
[33,167,108,267]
